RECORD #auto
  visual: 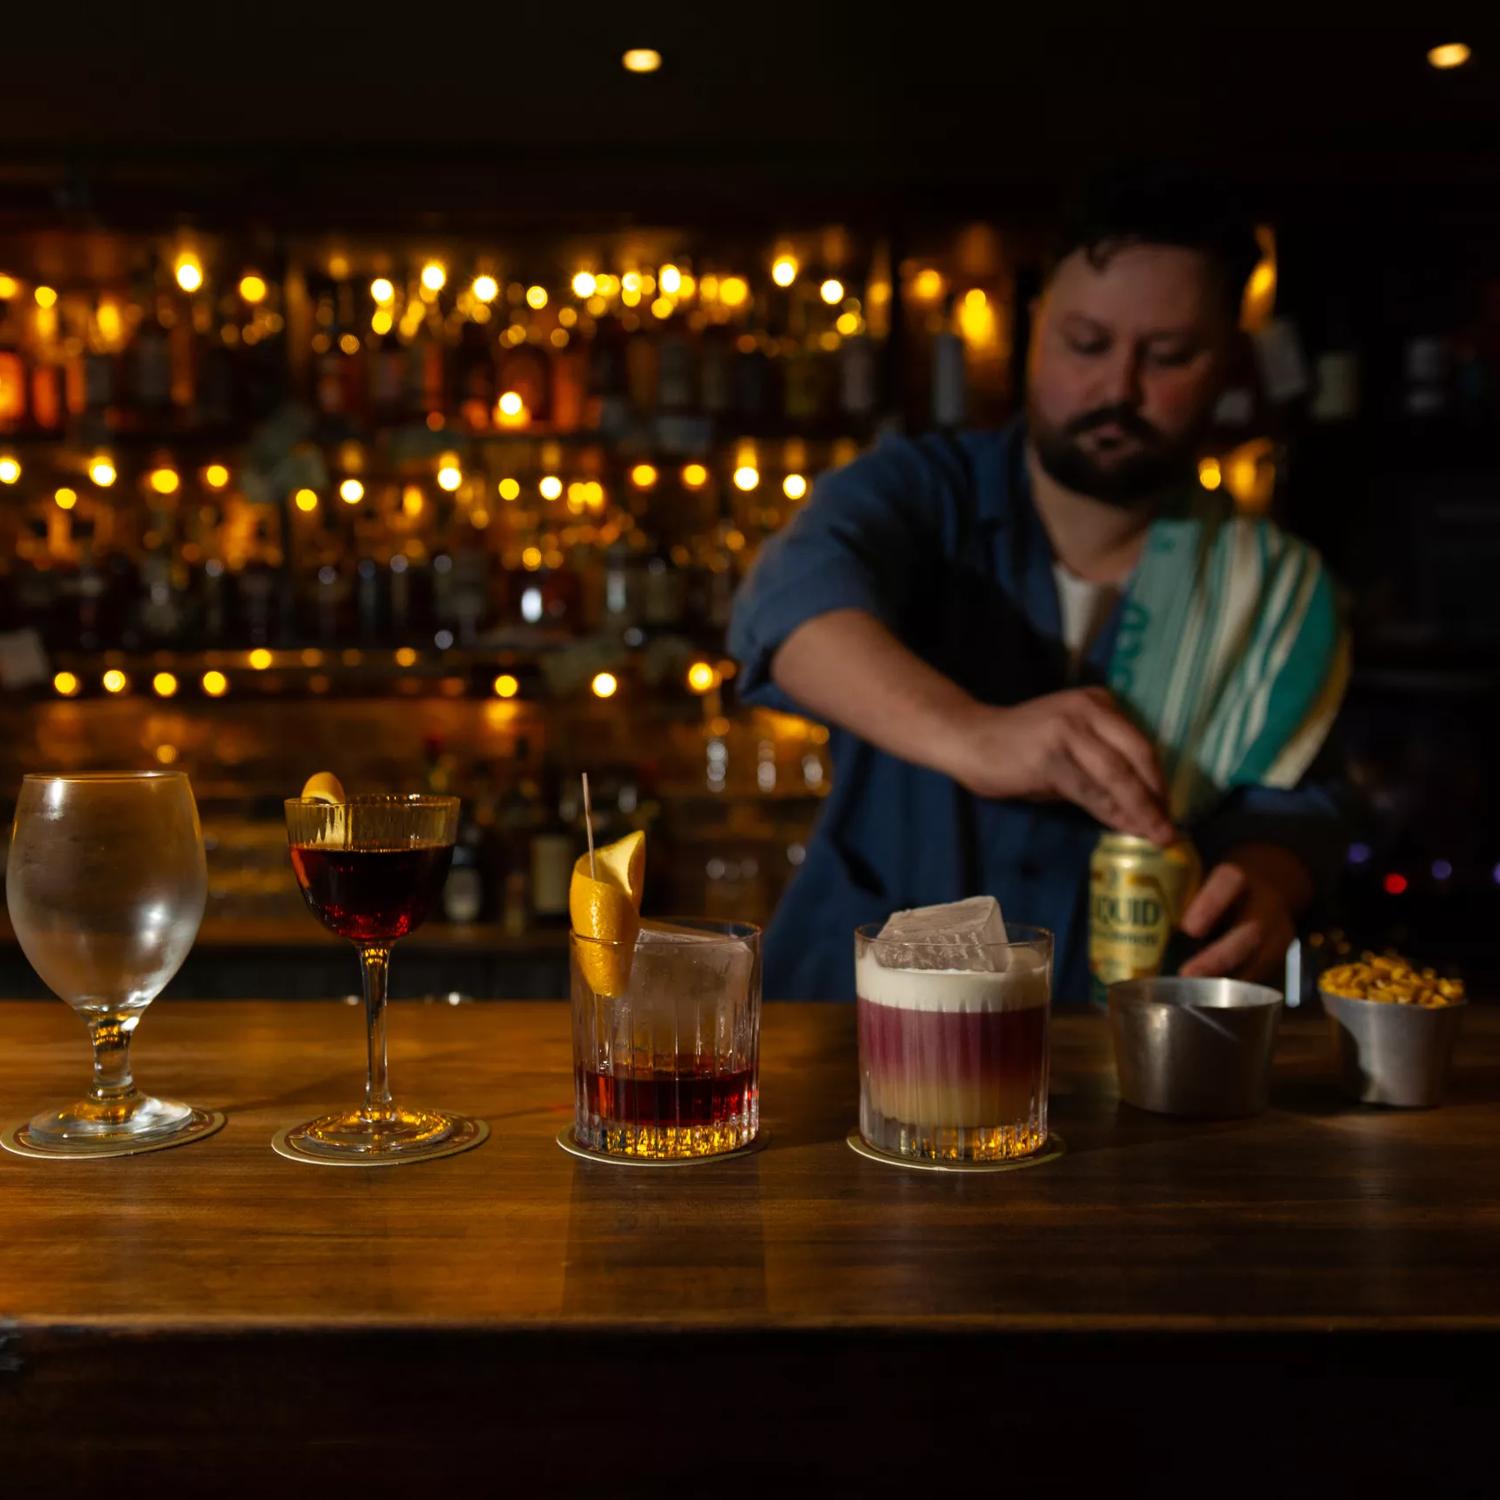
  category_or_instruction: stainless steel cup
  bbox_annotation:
[1321,991,1466,1107]
[1109,976,1283,1117]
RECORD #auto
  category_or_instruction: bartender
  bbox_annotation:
[729,168,1349,1002]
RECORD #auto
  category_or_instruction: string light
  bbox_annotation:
[572,271,597,298]
[772,255,799,287]
[0,456,20,484]
[472,274,499,303]
[340,479,364,504]
[437,462,462,492]
[294,488,319,512]
[783,473,808,500]
[681,463,708,489]
[149,467,180,496]
[54,487,77,510]
[733,465,760,492]
[539,475,563,501]
[630,463,659,489]
[174,254,204,293]
[591,671,619,698]
[204,464,230,489]
[53,671,81,697]
[820,278,844,305]
[152,672,178,698]
[249,649,273,670]
[659,264,683,295]
[526,285,548,309]
[201,670,229,698]
[622,48,661,73]
[89,457,117,487]
[102,669,128,694]
[420,262,447,293]
[497,391,524,419]
[238,274,267,304]
[493,673,519,699]
[370,277,396,305]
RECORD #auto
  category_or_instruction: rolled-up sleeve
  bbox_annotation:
[728,438,943,710]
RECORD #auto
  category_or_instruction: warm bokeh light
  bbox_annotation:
[526,285,548,309]
[201,670,229,698]
[294,488,319,512]
[497,391,524,418]
[1198,456,1223,491]
[682,463,708,489]
[371,308,394,335]
[54,487,77,510]
[392,646,417,667]
[249,648,273,670]
[621,272,642,296]
[152,671,179,698]
[498,477,520,501]
[539,475,563,501]
[687,661,718,693]
[472,274,499,303]
[1428,42,1471,69]
[572,271,597,298]
[400,486,424,518]
[102,669,128,694]
[820,278,844,305]
[493,673,520,699]
[659,264,683,295]
[370,277,396,305]
[149,467,180,496]
[238,274,268,304]
[340,478,365,504]
[783,473,808,500]
[591,671,619,699]
[155,744,179,765]
[630,463,659,489]
[420,262,447,293]
[913,267,944,301]
[651,296,673,319]
[835,311,860,336]
[719,276,749,308]
[0,455,20,484]
[174,255,204,294]
[34,285,58,309]
[89,457,117,487]
[733,465,760,492]
[204,463,230,489]
[772,255,799,287]
[521,545,543,570]
[437,463,462,493]
[622,48,661,73]
[0,274,18,298]
[53,671,80,697]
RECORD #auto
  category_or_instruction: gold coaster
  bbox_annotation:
[270,1117,489,1167]
[1,1109,226,1161]
[557,1125,767,1167]
[845,1129,1066,1174]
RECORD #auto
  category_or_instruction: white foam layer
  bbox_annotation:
[856,950,1049,1013]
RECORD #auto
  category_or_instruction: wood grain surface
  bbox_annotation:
[1,999,1496,1494]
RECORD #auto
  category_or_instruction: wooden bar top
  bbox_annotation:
[2,999,1497,1493]
[1,999,1496,1333]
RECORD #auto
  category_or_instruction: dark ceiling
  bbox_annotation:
[1,7,1496,233]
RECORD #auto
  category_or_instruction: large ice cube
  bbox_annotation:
[630,920,756,1010]
[877,896,1009,972]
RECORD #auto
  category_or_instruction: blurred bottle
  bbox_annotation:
[529,755,575,926]
[0,290,28,430]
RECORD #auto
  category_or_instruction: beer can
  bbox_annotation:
[1088,834,1202,1004]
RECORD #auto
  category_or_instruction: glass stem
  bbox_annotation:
[87,1012,140,1104]
[361,945,394,1122]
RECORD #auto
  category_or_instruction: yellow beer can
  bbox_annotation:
[1088,834,1202,1003]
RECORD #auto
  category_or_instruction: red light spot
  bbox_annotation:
[1384,873,1408,896]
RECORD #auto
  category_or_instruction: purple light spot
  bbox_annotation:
[1431,859,1453,882]
[1493,863,1500,886]
[1347,842,1372,866]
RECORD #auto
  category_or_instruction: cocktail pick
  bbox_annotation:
[582,771,596,878]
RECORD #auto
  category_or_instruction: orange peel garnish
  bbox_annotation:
[569,830,645,997]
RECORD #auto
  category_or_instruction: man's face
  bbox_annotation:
[1026,242,1235,506]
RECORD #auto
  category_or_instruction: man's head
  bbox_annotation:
[1027,167,1260,506]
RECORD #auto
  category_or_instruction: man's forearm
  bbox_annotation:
[770,609,977,779]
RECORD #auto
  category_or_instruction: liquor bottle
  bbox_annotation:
[931,292,967,429]
[26,296,64,434]
[586,315,631,438]
[405,292,448,422]
[126,271,174,424]
[497,333,551,426]
[550,335,589,432]
[0,291,28,430]
[368,310,407,423]
[698,322,735,425]
[498,740,539,935]
[733,314,773,428]
[82,296,122,430]
[529,755,575,926]
[453,318,496,431]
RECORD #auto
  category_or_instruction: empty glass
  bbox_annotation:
[6,771,211,1150]
[283,793,484,1164]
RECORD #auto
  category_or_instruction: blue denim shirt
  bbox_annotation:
[728,422,1347,1003]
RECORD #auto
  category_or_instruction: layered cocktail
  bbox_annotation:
[856,900,1051,1163]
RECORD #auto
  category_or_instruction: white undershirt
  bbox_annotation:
[1052,563,1122,680]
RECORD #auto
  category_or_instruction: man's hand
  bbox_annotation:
[1177,844,1311,983]
[944,688,1174,844]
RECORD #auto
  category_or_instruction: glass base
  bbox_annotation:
[283,1105,483,1164]
[26,1092,199,1148]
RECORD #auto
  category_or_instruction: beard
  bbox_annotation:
[1027,400,1197,509]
